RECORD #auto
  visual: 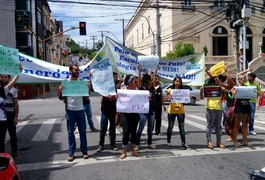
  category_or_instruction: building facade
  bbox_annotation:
[125,0,265,71]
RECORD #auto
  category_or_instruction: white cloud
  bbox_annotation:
[49,1,137,48]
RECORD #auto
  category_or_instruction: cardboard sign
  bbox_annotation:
[209,61,225,76]
[117,89,149,113]
[235,86,257,99]
[171,89,190,103]
[62,80,88,96]
[203,85,221,98]
[0,46,20,75]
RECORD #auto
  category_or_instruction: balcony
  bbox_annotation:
[15,10,32,30]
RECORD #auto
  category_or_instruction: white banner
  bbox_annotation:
[138,55,159,70]
[171,89,191,104]
[235,86,257,99]
[91,65,116,96]
[116,89,149,113]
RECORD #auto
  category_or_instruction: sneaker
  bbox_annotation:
[67,155,74,162]
[147,144,156,149]
[111,146,118,151]
[90,128,97,132]
[166,143,171,148]
[82,152,89,159]
[182,143,189,150]
[249,131,257,136]
[96,146,104,152]
[134,145,139,151]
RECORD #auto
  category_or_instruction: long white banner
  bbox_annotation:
[6,37,204,86]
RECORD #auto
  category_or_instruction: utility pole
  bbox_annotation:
[115,18,125,46]
[155,0,161,58]
[98,30,105,44]
[90,36,97,49]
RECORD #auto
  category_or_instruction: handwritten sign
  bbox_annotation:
[235,86,257,99]
[117,89,149,113]
[209,61,225,76]
[91,65,116,96]
[203,85,222,98]
[62,80,88,96]
[171,89,190,103]
[0,46,20,75]
[138,55,159,70]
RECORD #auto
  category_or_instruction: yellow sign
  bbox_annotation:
[209,61,225,76]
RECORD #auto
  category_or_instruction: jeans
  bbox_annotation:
[0,112,18,155]
[99,112,116,147]
[249,102,256,132]
[154,106,162,134]
[167,114,186,144]
[65,109,87,156]
[136,112,155,145]
[222,101,228,127]
[84,103,95,130]
[121,113,139,147]
[206,109,222,144]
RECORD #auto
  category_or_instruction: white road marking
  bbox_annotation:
[5,121,29,143]
[17,146,265,172]
[95,115,121,135]
[31,118,57,141]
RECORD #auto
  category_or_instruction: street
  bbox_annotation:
[5,95,265,180]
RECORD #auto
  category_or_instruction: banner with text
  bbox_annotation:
[117,89,149,113]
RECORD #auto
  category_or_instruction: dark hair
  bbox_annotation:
[142,74,151,86]
[69,64,79,71]
[172,76,183,89]
[218,74,227,83]
[124,74,135,86]
[0,80,6,98]
[207,76,217,85]
[113,72,118,76]
[247,72,256,79]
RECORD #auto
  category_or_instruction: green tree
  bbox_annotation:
[164,42,194,59]
[66,39,81,54]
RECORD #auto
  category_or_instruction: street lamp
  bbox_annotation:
[133,15,156,55]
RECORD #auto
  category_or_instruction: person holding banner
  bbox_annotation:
[119,74,140,159]
[200,76,225,149]
[58,65,88,162]
[0,72,21,155]
[245,72,262,136]
[135,73,156,150]
[96,72,120,152]
[166,76,188,150]
[230,75,251,148]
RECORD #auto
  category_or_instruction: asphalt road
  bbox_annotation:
[4,95,265,180]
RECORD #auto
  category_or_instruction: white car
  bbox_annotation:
[161,83,201,105]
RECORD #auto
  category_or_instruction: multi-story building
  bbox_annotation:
[125,0,265,74]
[0,0,68,99]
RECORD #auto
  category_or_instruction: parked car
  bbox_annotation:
[0,153,20,180]
[161,83,201,105]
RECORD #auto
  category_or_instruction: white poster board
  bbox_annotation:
[138,55,159,70]
[235,86,257,99]
[117,89,149,113]
[171,89,191,103]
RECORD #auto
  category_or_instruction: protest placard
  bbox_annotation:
[203,85,222,98]
[91,65,116,96]
[171,89,190,103]
[138,55,159,70]
[0,46,20,75]
[235,86,257,99]
[117,89,149,113]
[62,80,88,96]
[209,61,225,76]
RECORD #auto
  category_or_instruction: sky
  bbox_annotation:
[48,1,140,49]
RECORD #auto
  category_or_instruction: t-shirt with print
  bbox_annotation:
[5,87,18,112]
[245,81,262,103]
[0,86,9,121]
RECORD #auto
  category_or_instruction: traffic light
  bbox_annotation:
[79,22,86,35]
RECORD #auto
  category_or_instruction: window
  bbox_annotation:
[137,29,139,43]
[37,8,42,24]
[141,23,144,39]
[148,16,151,35]
[184,0,191,6]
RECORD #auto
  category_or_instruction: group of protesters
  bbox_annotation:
[58,64,262,161]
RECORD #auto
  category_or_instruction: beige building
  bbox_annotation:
[125,0,265,71]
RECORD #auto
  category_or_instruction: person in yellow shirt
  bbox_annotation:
[166,77,188,150]
[245,72,262,136]
[200,76,225,149]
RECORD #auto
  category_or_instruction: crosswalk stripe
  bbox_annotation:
[31,118,57,141]
[186,114,206,121]
[5,121,29,143]
[185,119,206,130]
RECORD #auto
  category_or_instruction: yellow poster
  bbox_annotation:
[209,61,225,76]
